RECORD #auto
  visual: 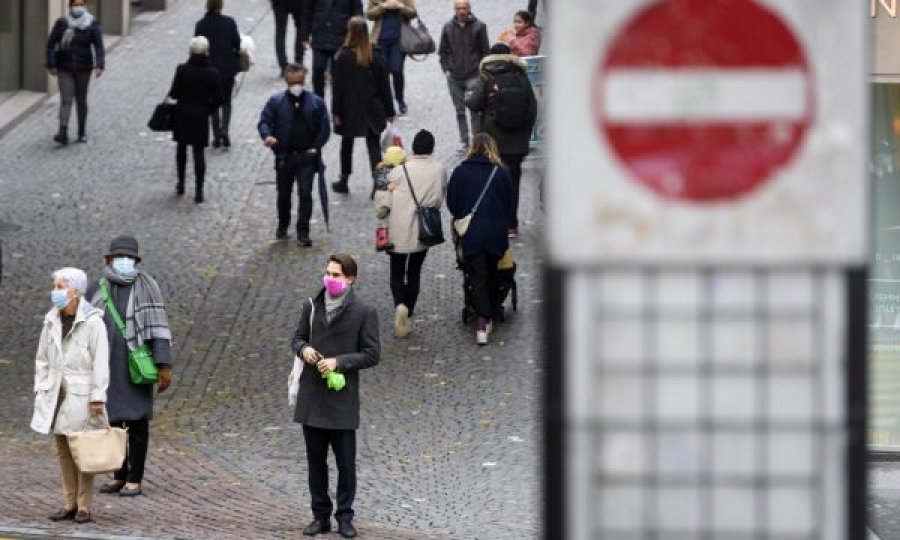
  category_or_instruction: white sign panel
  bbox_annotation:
[547,0,868,265]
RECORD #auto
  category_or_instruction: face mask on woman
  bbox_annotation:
[323,276,349,297]
[51,289,71,309]
[70,5,86,18]
[112,257,138,278]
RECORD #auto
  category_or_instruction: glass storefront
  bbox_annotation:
[0,0,22,102]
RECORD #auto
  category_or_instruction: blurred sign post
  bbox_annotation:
[525,55,545,149]
[545,1,868,539]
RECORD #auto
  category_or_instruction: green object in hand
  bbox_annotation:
[323,371,346,391]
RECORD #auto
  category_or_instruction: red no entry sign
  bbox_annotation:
[595,0,814,202]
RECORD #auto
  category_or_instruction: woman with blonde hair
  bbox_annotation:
[446,133,513,345]
[331,16,395,194]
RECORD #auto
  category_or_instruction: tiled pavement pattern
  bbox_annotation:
[0,0,543,538]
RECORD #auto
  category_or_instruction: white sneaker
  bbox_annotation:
[476,329,488,345]
[394,304,410,338]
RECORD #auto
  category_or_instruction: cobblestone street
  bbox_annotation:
[0,0,544,538]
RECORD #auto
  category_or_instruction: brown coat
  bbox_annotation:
[366,0,417,43]
[374,155,446,253]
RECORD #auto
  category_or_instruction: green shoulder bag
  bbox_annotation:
[99,278,159,385]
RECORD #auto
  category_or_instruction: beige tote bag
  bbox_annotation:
[453,166,498,237]
[67,417,127,474]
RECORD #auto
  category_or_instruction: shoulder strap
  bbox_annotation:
[99,278,128,340]
[401,164,422,210]
[469,166,498,217]
[308,298,315,339]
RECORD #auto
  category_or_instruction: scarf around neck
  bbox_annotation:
[324,287,351,323]
[62,11,94,49]
[93,266,172,348]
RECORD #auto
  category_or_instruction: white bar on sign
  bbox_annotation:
[603,69,808,123]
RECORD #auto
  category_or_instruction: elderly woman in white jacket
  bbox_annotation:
[31,267,109,524]
[374,129,446,337]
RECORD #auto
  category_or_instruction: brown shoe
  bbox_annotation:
[73,510,92,523]
[48,507,76,521]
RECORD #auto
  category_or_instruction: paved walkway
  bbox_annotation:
[0,0,543,538]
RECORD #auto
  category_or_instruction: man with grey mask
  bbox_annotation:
[258,64,332,246]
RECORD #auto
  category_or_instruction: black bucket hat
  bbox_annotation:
[105,235,142,262]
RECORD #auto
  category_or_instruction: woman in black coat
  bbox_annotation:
[167,37,223,203]
[446,133,512,346]
[194,0,241,148]
[331,16,395,195]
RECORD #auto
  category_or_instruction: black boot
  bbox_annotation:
[53,126,68,145]
[194,182,204,204]
[77,121,86,143]
[176,177,185,196]
[332,174,349,194]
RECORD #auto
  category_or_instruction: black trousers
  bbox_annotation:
[111,419,149,483]
[340,133,382,178]
[312,48,336,98]
[176,142,206,189]
[273,0,305,69]
[303,425,356,522]
[276,152,317,236]
[500,153,525,229]
[211,78,235,140]
[389,250,428,316]
[464,251,501,320]
[57,70,91,135]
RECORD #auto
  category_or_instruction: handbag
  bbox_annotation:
[400,17,436,59]
[67,417,127,474]
[289,299,314,407]
[376,224,393,251]
[99,278,159,385]
[402,164,445,247]
[452,166,499,237]
[147,101,174,132]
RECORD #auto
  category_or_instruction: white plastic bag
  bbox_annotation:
[239,34,255,72]
[288,355,304,407]
[381,122,404,152]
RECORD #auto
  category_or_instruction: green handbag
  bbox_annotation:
[99,278,159,385]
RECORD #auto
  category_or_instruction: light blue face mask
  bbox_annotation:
[112,257,138,278]
[51,289,70,309]
[70,6,86,18]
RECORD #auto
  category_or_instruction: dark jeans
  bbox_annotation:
[111,419,149,484]
[379,38,405,103]
[389,250,427,316]
[340,133,382,178]
[276,152,317,237]
[273,0,305,69]
[303,425,356,522]
[447,76,480,145]
[500,153,525,229]
[211,78,235,140]
[176,142,206,187]
[57,70,91,135]
[464,251,501,320]
[312,48,336,98]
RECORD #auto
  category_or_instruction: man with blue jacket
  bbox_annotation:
[258,64,331,246]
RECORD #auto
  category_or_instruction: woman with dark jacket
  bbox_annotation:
[46,0,105,145]
[446,133,512,345]
[331,16,395,194]
[167,37,224,203]
[194,0,241,148]
[366,0,417,115]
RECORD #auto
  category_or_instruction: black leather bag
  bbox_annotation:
[402,165,445,247]
[400,17,436,59]
[147,102,174,132]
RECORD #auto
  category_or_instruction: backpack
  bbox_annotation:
[487,68,530,130]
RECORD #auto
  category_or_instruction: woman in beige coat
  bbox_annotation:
[31,267,109,524]
[374,129,445,337]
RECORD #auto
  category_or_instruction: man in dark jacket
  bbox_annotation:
[292,253,380,538]
[272,0,306,74]
[87,235,173,498]
[439,0,489,152]
[302,0,364,98]
[194,0,241,148]
[465,43,537,237]
[258,64,331,246]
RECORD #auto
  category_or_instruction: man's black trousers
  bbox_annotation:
[302,425,356,522]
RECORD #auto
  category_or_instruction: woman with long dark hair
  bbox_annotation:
[331,16,395,194]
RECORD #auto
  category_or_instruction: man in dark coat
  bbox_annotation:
[87,235,173,498]
[301,0,364,97]
[194,0,241,148]
[291,254,380,538]
[258,64,331,246]
[272,0,307,74]
[168,37,224,203]
[465,43,537,237]
[438,0,490,152]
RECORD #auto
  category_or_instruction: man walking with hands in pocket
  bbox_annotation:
[291,254,380,538]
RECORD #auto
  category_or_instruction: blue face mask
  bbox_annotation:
[112,257,138,278]
[70,6,86,18]
[51,289,70,309]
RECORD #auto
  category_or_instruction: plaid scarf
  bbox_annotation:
[92,266,172,349]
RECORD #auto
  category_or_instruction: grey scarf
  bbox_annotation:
[92,266,172,348]
[61,11,94,50]
[324,287,351,323]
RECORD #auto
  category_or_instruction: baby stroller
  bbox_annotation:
[455,241,518,325]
